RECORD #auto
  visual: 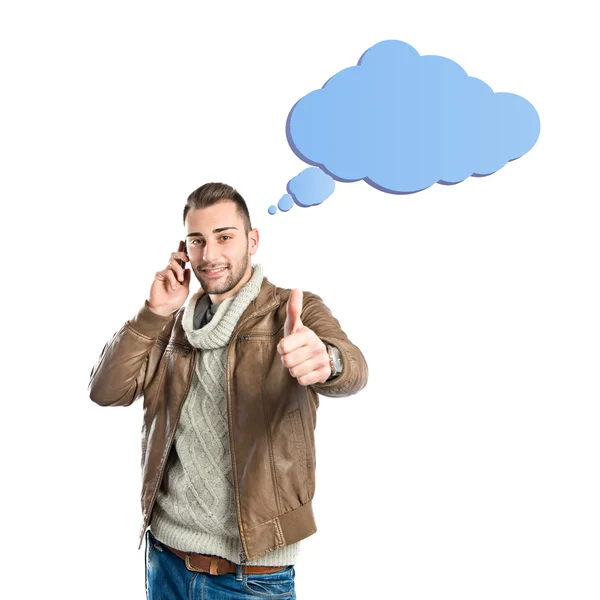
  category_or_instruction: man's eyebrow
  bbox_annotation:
[186,227,238,238]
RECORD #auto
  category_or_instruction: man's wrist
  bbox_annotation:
[325,345,343,380]
[146,301,173,318]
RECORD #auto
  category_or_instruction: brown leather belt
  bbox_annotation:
[161,542,288,575]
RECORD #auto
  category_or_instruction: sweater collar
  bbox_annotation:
[182,263,265,350]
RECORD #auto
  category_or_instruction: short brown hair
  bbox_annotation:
[183,183,252,234]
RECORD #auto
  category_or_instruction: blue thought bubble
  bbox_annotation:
[269,38,540,214]
[288,167,335,207]
[268,168,335,214]
[268,193,294,214]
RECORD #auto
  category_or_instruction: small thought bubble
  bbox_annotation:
[269,38,540,214]
[268,168,335,214]
[289,168,335,207]
[268,194,294,214]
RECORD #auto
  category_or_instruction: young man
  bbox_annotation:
[88,182,368,599]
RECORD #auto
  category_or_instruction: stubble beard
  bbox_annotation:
[197,251,250,295]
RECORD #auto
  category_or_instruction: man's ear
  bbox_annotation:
[248,228,259,255]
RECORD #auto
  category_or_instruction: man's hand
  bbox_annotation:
[277,289,332,386]
[147,240,191,315]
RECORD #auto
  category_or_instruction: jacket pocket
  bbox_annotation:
[287,408,308,496]
[272,406,311,512]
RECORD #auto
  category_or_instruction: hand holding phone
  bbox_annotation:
[146,240,190,315]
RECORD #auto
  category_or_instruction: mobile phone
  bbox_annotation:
[178,240,187,270]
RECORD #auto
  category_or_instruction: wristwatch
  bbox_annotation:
[326,345,344,380]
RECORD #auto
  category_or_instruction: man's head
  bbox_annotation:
[183,183,259,303]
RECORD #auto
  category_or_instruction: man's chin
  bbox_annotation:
[198,277,233,294]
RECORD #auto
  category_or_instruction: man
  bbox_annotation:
[88,182,368,599]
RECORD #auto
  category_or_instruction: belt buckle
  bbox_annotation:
[185,553,220,575]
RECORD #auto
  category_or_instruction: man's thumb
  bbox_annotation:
[284,289,303,337]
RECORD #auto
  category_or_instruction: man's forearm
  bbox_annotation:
[88,301,174,407]
[300,292,369,397]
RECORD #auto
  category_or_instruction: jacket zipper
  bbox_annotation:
[236,331,276,563]
[237,332,277,342]
[140,345,196,541]
[228,301,281,563]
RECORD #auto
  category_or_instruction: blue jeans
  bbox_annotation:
[145,530,297,599]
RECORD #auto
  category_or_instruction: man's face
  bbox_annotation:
[185,200,259,302]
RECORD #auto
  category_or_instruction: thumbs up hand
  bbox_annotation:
[277,289,332,386]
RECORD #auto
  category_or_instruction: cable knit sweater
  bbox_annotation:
[149,263,301,566]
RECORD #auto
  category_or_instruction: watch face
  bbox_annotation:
[331,347,343,372]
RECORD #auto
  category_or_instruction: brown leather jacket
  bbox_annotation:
[88,276,368,562]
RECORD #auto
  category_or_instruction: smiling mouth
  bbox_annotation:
[202,267,228,274]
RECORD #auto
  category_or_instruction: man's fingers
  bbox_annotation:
[277,328,315,355]
[287,355,330,381]
[297,365,332,386]
[278,323,330,385]
[280,344,315,369]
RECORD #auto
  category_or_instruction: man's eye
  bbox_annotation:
[190,239,205,245]
[221,236,231,241]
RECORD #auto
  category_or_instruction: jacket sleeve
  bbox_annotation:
[299,291,369,398]
[88,301,176,407]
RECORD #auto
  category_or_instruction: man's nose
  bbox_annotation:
[202,240,219,262]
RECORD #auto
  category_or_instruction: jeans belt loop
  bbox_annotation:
[209,556,219,575]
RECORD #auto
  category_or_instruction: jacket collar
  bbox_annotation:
[242,276,280,315]
[169,275,281,347]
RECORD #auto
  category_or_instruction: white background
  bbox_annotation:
[1,1,598,598]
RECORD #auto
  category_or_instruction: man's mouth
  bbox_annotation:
[202,266,228,275]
